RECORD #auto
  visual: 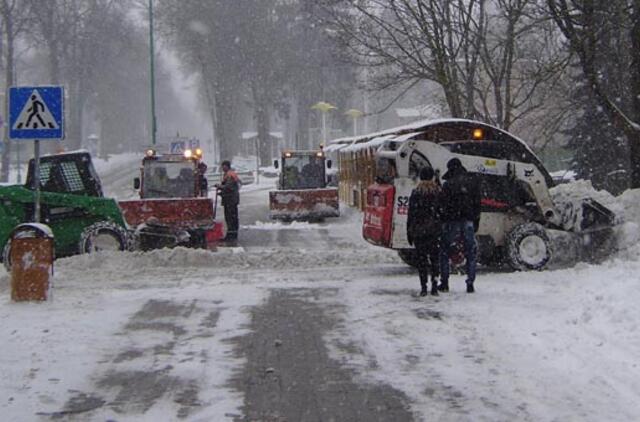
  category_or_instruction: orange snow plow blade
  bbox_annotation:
[269,188,340,220]
[119,198,216,229]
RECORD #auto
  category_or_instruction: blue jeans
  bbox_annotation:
[439,221,477,284]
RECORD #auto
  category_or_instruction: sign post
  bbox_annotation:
[8,86,65,223]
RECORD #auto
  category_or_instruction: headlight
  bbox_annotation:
[184,149,193,158]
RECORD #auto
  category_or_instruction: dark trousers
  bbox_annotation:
[415,238,439,290]
[223,204,239,239]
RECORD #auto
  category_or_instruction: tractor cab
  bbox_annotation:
[269,149,340,220]
[134,148,208,199]
[26,151,104,197]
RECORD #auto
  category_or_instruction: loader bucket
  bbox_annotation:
[269,188,340,220]
[119,198,216,229]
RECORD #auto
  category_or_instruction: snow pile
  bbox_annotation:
[55,245,402,276]
[242,221,320,230]
[550,179,625,230]
[618,189,640,224]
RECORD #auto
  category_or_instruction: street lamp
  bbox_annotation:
[344,109,364,136]
[311,101,337,146]
[148,0,157,146]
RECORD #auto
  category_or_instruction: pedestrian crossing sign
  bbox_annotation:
[9,86,64,140]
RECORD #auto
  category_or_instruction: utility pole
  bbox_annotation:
[148,0,157,145]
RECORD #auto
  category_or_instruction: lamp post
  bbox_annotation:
[345,109,364,136]
[148,0,157,146]
[311,101,336,146]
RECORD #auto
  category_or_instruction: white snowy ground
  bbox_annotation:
[1,169,640,420]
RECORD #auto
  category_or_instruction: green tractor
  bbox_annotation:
[0,151,132,270]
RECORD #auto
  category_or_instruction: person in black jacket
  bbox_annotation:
[216,160,241,242]
[407,167,442,296]
[439,158,481,293]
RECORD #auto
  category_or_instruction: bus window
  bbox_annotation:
[409,151,431,180]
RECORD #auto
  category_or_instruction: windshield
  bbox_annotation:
[143,160,196,198]
[282,155,326,189]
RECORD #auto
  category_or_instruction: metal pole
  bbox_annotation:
[255,138,260,184]
[33,140,41,222]
[14,62,21,184]
[149,0,157,146]
[322,112,327,145]
[16,142,21,184]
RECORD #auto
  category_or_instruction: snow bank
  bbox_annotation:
[53,245,401,279]
[242,221,321,230]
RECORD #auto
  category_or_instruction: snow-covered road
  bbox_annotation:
[1,159,639,421]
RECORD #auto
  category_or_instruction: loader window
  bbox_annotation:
[409,151,431,180]
[375,158,397,184]
[27,152,103,197]
[441,141,537,164]
[143,161,197,198]
[281,155,325,190]
[41,162,84,193]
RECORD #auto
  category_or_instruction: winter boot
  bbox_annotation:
[419,273,428,297]
[438,281,449,292]
[466,281,475,293]
[430,284,439,296]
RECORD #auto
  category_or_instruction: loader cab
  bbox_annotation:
[137,149,208,199]
[26,152,104,197]
[278,151,328,190]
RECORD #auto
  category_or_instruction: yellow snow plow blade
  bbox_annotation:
[269,188,340,220]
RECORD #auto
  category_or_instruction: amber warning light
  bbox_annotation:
[472,128,484,140]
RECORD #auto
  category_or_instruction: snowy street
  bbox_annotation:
[2,1,640,420]
[1,162,640,421]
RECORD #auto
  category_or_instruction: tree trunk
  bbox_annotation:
[296,90,311,150]
[256,102,271,166]
[215,94,235,161]
[1,7,14,183]
[630,0,640,187]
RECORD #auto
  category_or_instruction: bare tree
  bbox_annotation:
[318,0,485,118]
[318,0,569,134]
[547,0,640,187]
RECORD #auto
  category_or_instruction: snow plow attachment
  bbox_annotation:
[119,198,222,249]
[269,188,340,220]
[119,198,216,228]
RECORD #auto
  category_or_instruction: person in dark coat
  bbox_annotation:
[216,160,240,241]
[407,167,442,296]
[439,158,481,293]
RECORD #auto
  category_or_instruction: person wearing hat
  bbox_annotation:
[407,166,443,296]
[216,160,241,242]
[439,158,481,293]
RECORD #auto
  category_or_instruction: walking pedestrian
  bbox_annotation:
[216,160,240,242]
[407,167,443,296]
[439,158,481,293]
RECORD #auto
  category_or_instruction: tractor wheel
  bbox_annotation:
[79,222,131,254]
[505,223,552,271]
[397,249,420,268]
